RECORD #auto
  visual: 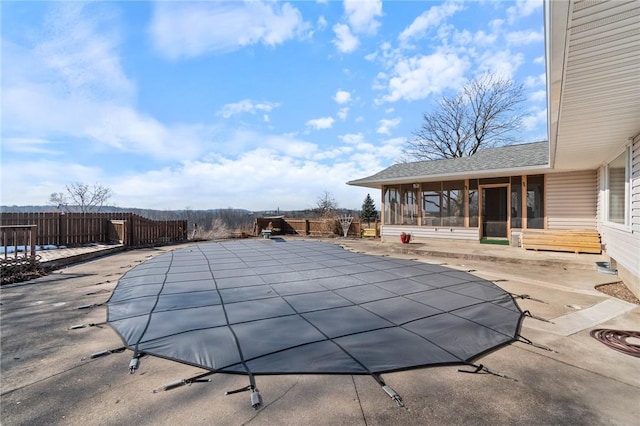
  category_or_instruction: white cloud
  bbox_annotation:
[306,117,335,130]
[507,0,542,24]
[332,23,359,53]
[344,0,383,35]
[376,117,401,135]
[149,1,310,59]
[35,3,134,103]
[217,99,280,118]
[1,138,62,155]
[334,90,352,104]
[317,16,328,30]
[525,73,546,88]
[339,133,365,144]
[506,29,544,46]
[530,90,547,102]
[522,107,547,131]
[533,56,545,64]
[376,52,469,103]
[337,107,350,120]
[476,50,524,80]
[398,0,463,46]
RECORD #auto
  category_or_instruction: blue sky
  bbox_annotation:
[1,0,546,211]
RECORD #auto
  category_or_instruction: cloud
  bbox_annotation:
[522,107,547,131]
[339,133,365,144]
[375,52,469,103]
[506,29,544,46]
[332,23,359,53]
[525,73,546,88]
[398,0,463,46]
[337,107,350,120]
[149,1,310,59]
[1,138,62,155]
[507,0,543,23]
[530,90,547,102]
[376,117,402,135]
[1,4,210,162]
[306,117,335,130]
[35,3,134,103]
[476,50,524,80]
[334,90,352,104]
[317,16,328,30]
[344,0,383,35]
[217,99,280,118]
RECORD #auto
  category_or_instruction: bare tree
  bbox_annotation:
[405,73,525,161]
[314,190,339,217]
[49,182,113,213]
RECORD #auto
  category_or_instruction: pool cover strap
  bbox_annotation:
[458,363,517,381]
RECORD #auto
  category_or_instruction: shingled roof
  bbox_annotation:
[348,141,550,188]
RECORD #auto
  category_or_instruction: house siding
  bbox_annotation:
[546,170,597,229]
[598,135,640,298]
[381,226,477,242]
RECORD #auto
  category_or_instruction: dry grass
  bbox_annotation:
[191,218,252,240]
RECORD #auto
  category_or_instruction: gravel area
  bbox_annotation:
[596,282,640,305]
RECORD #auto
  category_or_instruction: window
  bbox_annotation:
[607,149,629,225]
[421,181,464,227]
[421,183,441,226]
[526,175,544,229]
[442,181,465,226]
[384,187,400,225]
[402,185,419,225]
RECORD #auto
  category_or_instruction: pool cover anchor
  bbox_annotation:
[69,322,105,330]
[152,371,215,393]
[458,363,517,381]
[512,293,547,304]
[81,346,125,361]
[373,374,404,407]
[225,376,262,410]
[523,310,554,324]
[518,336,557,353]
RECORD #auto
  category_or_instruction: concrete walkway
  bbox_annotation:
[1,238,638,425]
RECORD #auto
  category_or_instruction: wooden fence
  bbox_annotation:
[0,212,187,248]
[254,217,362,237]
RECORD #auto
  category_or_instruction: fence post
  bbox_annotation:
[58,213,66,246]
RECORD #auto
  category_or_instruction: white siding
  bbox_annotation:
[381,226,478,242]
[546,170,597,229]
[598,135,640,296]
[632,135,640,233]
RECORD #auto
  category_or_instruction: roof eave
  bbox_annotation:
[347,164,552,188]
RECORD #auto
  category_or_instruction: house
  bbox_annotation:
[347,0,640,296]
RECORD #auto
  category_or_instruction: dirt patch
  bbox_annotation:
[595,282,640,305]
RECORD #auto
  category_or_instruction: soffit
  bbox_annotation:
[550,0,640,170]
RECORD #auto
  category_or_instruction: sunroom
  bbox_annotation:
[348,141,599,249]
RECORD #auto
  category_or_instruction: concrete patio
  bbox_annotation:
[1,238,638,425]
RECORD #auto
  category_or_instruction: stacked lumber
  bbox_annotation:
[521,229,601,254]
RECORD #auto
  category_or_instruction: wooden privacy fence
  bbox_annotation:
[0,212,187,248]
[254,217,362,237]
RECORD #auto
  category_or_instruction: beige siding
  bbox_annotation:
[546,170,597,229]
[381,226,477,242]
